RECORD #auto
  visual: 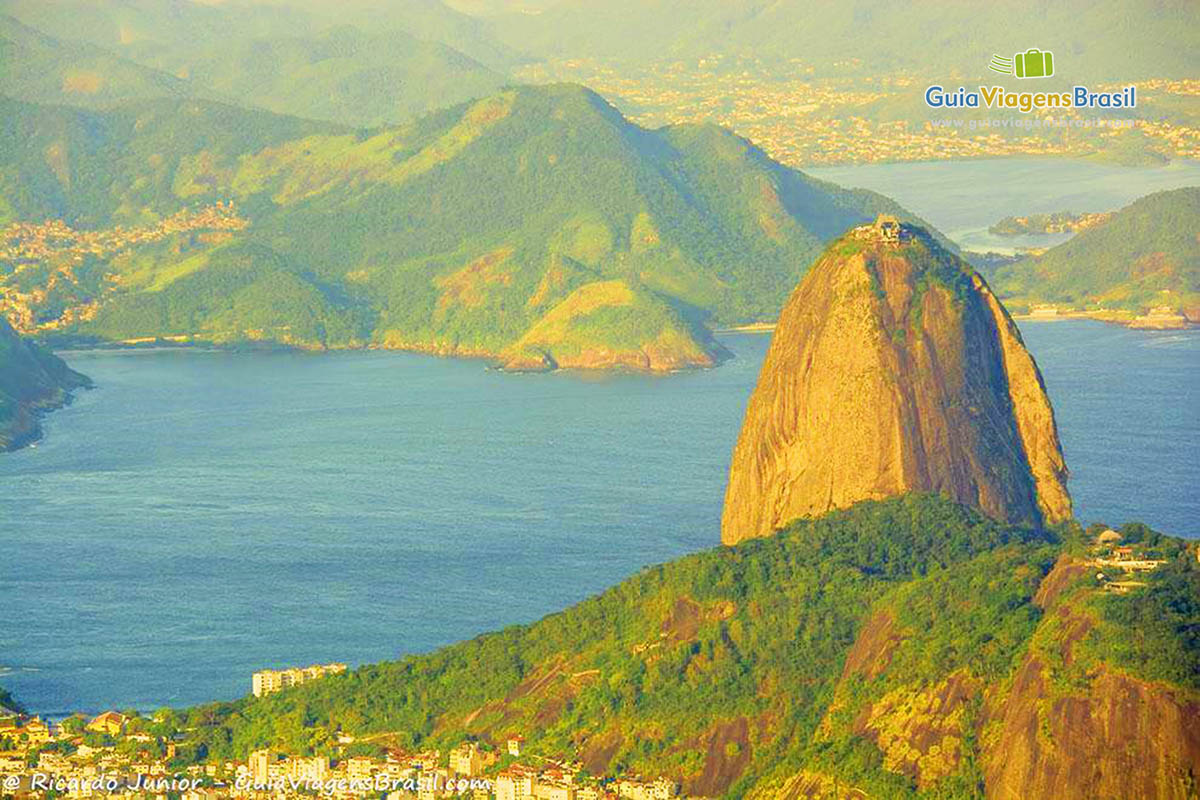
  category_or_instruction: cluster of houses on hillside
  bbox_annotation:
[1090,528,1170,593]
[0,201,249,334]
[0,202,247,267]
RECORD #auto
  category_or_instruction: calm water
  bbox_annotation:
[808,158,1200,252]
[1,323,1196,715]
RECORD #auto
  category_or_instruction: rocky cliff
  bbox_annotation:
[722,221,1072,545]
[757,540,1200,800]
[0,318,90,450]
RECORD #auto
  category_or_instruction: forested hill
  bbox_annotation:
[0,317,90,450]
[0,95,341,226]
[1,85,925,371]
[160,495,1200,798]
[134,26,506,128]
[991,187,1200,321]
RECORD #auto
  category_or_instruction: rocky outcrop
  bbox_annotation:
[855,672,977,787]
[721,223,1072,545]
[801,543,1200,800]
[0,318,90,450]
[983,656,1200,799]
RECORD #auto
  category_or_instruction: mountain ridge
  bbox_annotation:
[0,0,521,123]
[485,0,1199,79]
[0,14,195,110]
[1,85,935,372]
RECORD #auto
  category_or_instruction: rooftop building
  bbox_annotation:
[251,662,347,697]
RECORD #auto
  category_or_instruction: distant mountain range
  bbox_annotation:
[480,0,1200,79]
[0,15,193,109]
[992,187,1200,322]
[144,25,506,128]
[0,6,506,127]
[4,0,1196,134]
[0,85,925,371]
[1,0,522,71]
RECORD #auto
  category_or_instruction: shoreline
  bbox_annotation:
[1010,310,1196,330]
[52,311,1197,365]
[49,339,722,376]
[712,323,776,334]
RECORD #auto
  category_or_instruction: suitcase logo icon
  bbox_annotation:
[989,49,1055,79]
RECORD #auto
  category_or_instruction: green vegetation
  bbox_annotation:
[2,85,924,368]
[136,26,504,128]
[0,317,90,450]
[0,95,338,227]
[500,278,720,369]
[0,685,21,714]
[160,498,1024,786]
[2,0,522,71]
[992,187,1200,317]
[138,495,1198,796]
[82,243,373,349]
[1075,524,1200,690]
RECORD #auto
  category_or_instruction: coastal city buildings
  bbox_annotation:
[250,663,347,697]
[0,709,690,800]
[85,712,127,737]
[0,202,249,335]
[449,742,495,777]
[515,59,1200,167]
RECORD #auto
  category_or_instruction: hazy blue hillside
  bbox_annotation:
[486,0,1199,79]
[1,0,523,71]
[1,0,518,125]
[0,15,192,109]
[0,317,89,450]
[133,25,506,127]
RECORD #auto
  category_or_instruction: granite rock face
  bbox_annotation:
[721,223,1072,545]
